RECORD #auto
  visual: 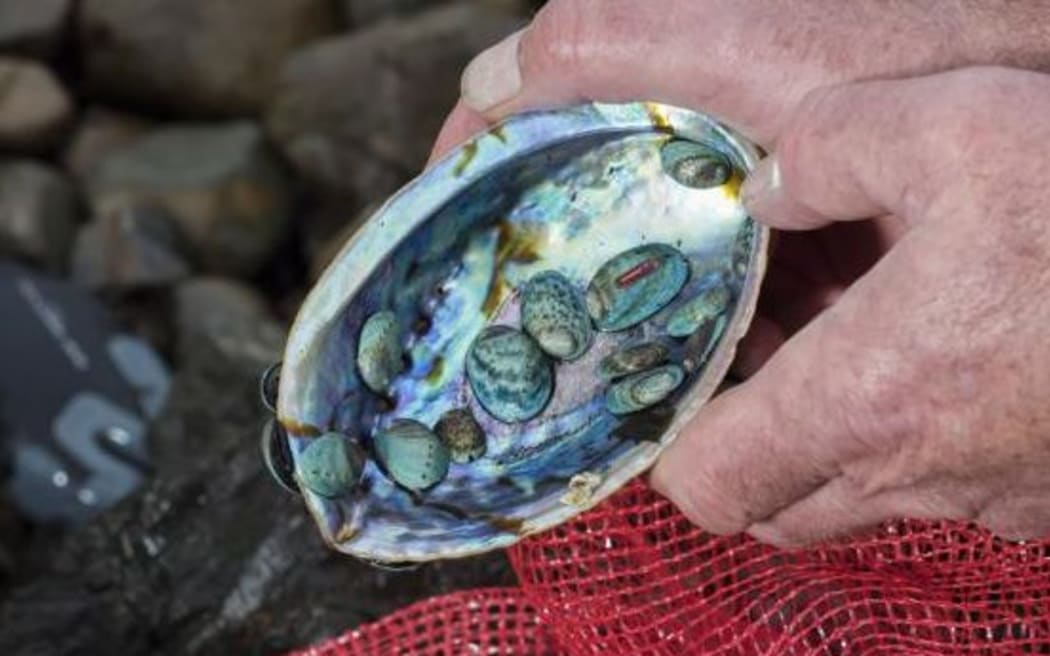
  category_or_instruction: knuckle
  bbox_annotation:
[525,0,634,78]
[674,467,752,535]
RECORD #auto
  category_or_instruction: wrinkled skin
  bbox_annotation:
[428,0,1050,547]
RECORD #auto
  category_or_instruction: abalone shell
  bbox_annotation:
[277,102,767,564]
[466,325,553,423]
[586,244,690,332]
[521,270,593,360]
[606,364,686,415]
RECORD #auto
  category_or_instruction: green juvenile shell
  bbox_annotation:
[520,270,594,360]
[661,139,732,189]
[586,244,690,332]
[357,310,403,394]
[466,325,553,423]
[434,408,487,464]
[667,284,731,338]
[296,432,366,498]
[598,342,670,382]
[374,419,451,491]
[606,364,685,415]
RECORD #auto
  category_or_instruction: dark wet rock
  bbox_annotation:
[79,0,340,117]
[0,57,73,153]
[0,160,77,271]
[266,2,525,202]
[85,122,292,278]
[0,271,513,655]
[306,201,375,282]
[0,0,71,58]
[174,277,283,365]
[71,206,192,290]
[63,107,153,180]
[342,0,451,25]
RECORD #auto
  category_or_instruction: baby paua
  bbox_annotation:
[356,310,403,394]
[667,283,731,338]
[606,363,685,415]
[586,244,689,332]
[660,139,732,189]
[520,270,594,361]
[466,325,553,423]
[296,432,367,498]
[598,342,670,382]
[434,408,487,464]
[374,419,451,491]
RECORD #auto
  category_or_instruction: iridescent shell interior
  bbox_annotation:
[278,103,767,562]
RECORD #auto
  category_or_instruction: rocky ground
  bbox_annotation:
[0,1,540,653]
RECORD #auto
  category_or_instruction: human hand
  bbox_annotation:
[427,1,1050,547]
[430,0,1050,160]
[655,67,1050,546]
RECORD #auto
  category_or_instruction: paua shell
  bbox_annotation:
[586,244,690,331]
[606,364,686,415]
[277,102,768,564]
[466,325,553,423]
[357,311,402,394]
[374,419,450,491]
[666,281,731,338]
[521,270,593,360]
[296,432,367,498]
[661,139,733,189]
[434,408,487,463]
[598,342,670,381]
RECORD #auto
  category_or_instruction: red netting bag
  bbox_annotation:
[292,480,1050,655]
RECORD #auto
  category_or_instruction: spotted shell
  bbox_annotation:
[357,311,403,394]
[434,408,487,464]
[277,102,768,564]
[661,139,732,189]
[521,270,594,360]
[667,281,731,338]
[373,419,450,491]
[598,342,670,381]
[296,432,367,498]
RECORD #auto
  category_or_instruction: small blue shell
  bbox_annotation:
[661,139,732,189]
[466,325,553,423]
[667,283,731,338]
[521,270,594,360]
[374,419,450,491]
[357,311,403,394]
[586,244,690,331]
[598,342,670,382]
[296,432,366,498]
[606,364,685,415]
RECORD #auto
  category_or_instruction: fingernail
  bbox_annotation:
[461,30,524,113]
[740,156,781,210]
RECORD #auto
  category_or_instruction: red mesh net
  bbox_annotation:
[292,480,1050,655]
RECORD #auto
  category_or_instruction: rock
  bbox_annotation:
[0,57,73,153]
[266,2,525,202]
[70,206,192,290]
[86,122,292,278]
[0,0,71,58]
[0,160,77,270]
[79,0,340,117]
[174,277,283,365]
[63,107,152,180]
[342,0,449,25]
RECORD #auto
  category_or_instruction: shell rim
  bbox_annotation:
[278,101,769,563]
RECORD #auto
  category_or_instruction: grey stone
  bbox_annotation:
[71,206,192,290]
[85,122,292,278]
[63,107,152,180]
[0,160,77,270]
[79,0,340,117]
[0,57,73,153]
[306,202,376,282]
[0,0,71,58]
[342,0,450,25]
[266,2,525,202]
[174,277,283,365]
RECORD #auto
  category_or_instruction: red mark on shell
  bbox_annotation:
[616,258,661,288]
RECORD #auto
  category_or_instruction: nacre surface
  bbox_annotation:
[278,102,767,563]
